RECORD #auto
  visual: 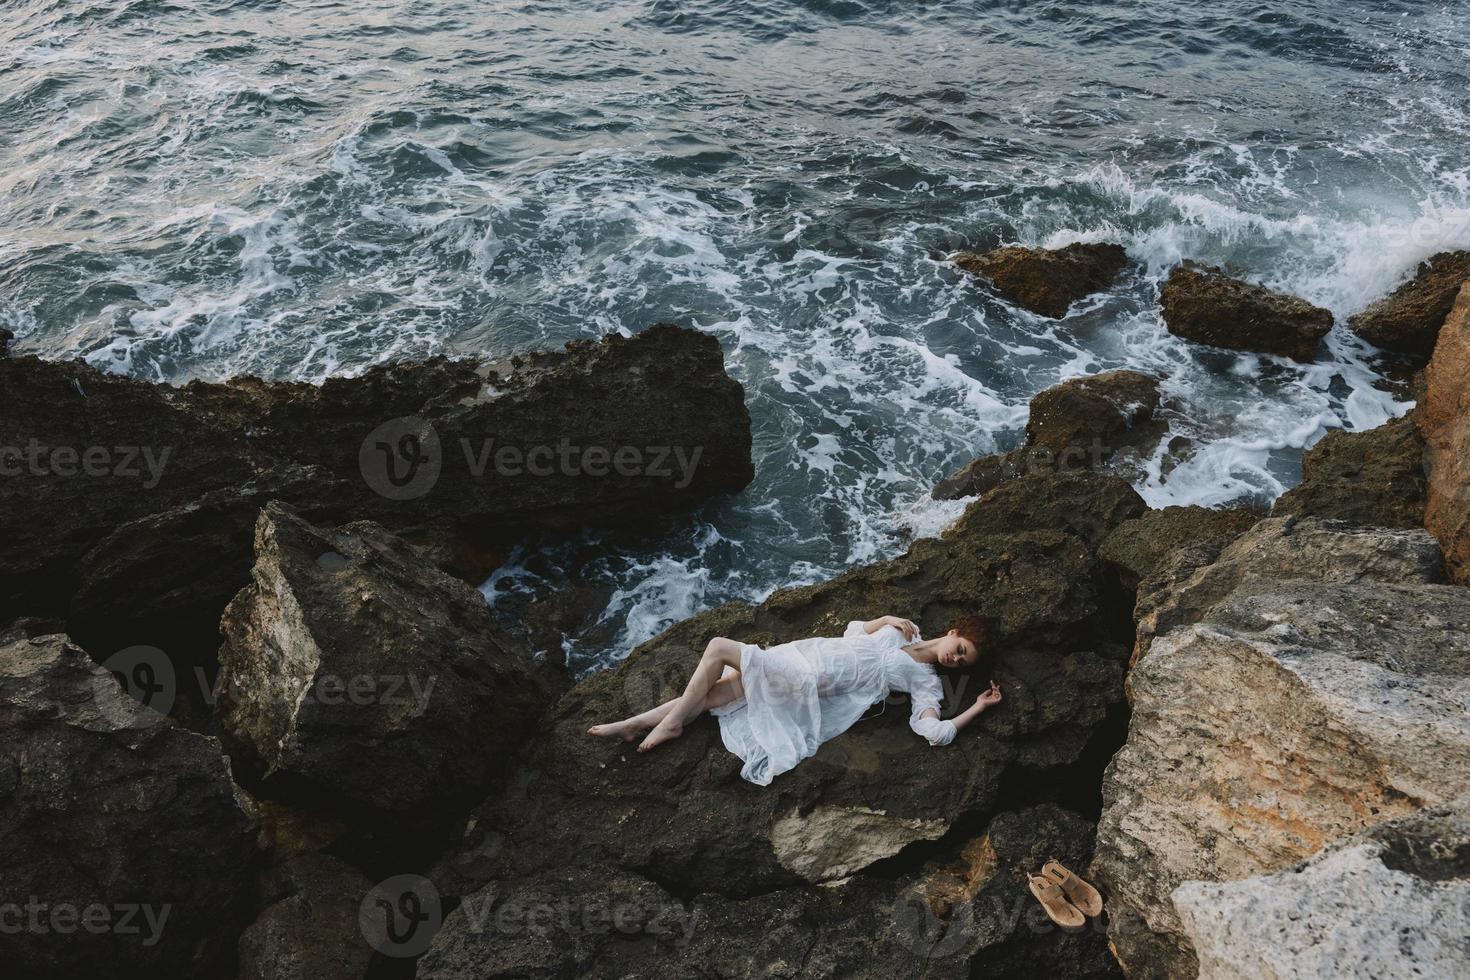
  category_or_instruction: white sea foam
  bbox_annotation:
[7,0,1470,670]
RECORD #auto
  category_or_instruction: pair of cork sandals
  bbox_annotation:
[1026,860,1103,928]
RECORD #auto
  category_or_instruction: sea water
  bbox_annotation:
[3,0,1467,670]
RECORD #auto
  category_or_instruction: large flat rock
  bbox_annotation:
[1131,516,1445,668]
[1174,796,1470,979]
[432,472,1143,911]
[953,242,1130,319]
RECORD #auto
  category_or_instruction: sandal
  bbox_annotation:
[1041,859,1103,917]
[1026,874,1085,929]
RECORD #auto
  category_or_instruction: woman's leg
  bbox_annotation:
[639,637,743,751]
[587,672,745,741]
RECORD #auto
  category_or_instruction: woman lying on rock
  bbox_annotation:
[589,616,1002,785]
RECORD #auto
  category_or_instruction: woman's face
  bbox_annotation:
[936,630,978,669]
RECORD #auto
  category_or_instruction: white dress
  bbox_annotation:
[710,621,957,786]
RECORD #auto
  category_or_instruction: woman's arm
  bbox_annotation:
[931,681,1002,735]
[862,615,918,640]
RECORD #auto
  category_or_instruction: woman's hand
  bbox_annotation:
[885,616,919,640]
[945,680,1003,736]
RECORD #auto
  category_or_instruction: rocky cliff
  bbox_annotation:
[0,324,754,675]
[4,250,1470,979]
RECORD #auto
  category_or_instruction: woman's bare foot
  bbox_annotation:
[637,717,683,752]
[587,717,652,742]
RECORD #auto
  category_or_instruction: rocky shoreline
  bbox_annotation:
[2,249,1468,979]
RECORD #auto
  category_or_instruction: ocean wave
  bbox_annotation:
[3,0,1468,668]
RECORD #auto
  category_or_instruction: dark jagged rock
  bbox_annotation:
[958,467,1149,551]
[1025,369,1163,462]
[0,325,754,676]
[1420,282,1470,584]
[237,853,375,980]
[932,446,1037,501]
[214,503,549,826]
[953,243,1130,318]
[521,582,617,670]
[906,805,1122,979]
[65,465,345,721]
[1349,250,1470,359]
[1272,415,1428,528]
[430,472,1141,911]
[934,371,1165,502]
[0,326,14,356]
[1099,506,1260,592]
[0,633,256,978]
[1159,264,1333,361]
[419,805,1121,980]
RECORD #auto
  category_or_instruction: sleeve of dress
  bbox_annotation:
[909,672,956,747]
[844,620,867,639]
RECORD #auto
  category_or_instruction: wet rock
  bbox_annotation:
[520,581,617,671]
[934,371,1164,501]
[958,467,1149,551]
[1094,522,1470,979]
[434,472,1142,904]
[953,242,1130,318]
[420,806,1121,980]
[237,853,375,980]
[1025,369,1163,463]
[1419,282,1470,584]
[1130,515,1445,668]
[1159,263,1333,361]
[0,326,13,356]
[214,503,549,826]
[0,325,754,674]
[1098,506,1260,592]
[1174,796,1470,979]
[932,447,1037,501]
[1349,250,1470,359]
[1273,415,1429,528]
[0,633,256,978]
